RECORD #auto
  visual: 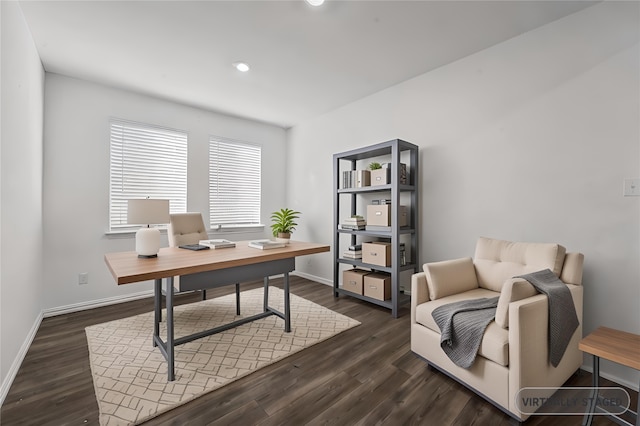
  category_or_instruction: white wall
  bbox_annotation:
[0,1,45,399]
[42,74,287,311]
[288,2,640,388]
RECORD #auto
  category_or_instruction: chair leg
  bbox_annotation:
[202,289,207,300]
[235,283,240,315]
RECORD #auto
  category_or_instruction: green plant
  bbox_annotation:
[270,208,301,237]
[369,162,382,170]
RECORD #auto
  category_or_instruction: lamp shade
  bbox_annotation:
[127,199,170,225]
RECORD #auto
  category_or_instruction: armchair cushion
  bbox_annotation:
[414,288,509,366]
[473,237,566,292]
[424,257,478,300]
[495,278,537,329]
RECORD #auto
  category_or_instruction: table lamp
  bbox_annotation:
[127,199,170,258]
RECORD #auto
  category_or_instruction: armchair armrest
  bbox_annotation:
[508,285,583,415]
[411,272,430,324]
[495,278,537,329]
[424,257,479,300]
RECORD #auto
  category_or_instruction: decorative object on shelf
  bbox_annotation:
[370,161,390,186]
[270,208,301,244]
[127,198,170,258]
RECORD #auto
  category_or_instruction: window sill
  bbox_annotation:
[209,224,265,234]
[105,224,265,237]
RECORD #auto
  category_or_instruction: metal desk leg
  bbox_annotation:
[637,378,640,426]
[583,355,600,426]
[236,283,241,315]
[166,276,175,381]
[284,272,291,332]
[263,277,269,312]
[153,279,161,347]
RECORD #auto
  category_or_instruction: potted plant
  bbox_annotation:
[369,161,389,186]
[270,208,301,244]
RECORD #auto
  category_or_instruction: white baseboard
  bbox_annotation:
[42,290,155,318]
[42,274,330,319]
[0,311,43,406]
[292,271,332,286]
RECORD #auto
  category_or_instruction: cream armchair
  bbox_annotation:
[411,237,584,421]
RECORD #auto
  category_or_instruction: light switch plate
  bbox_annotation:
[623,178,640,196]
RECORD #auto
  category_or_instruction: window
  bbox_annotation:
[109,119,188,231]
[209,137,261,228]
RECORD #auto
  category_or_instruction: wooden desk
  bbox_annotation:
[579,326,640,426]
[105,240,329,381]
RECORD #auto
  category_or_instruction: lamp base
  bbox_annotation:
[135,226,161,258]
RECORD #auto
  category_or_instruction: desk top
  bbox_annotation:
[579,326,640,370]
[105,240,330,285]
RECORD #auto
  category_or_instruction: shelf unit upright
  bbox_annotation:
[332,139,419,318]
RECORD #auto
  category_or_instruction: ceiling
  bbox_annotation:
[19,0,597,128]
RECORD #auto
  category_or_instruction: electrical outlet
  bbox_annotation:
[623,178,640,196]
[79,273,89,285]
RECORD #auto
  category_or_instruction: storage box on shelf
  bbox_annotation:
[342,269,370,294]
[362,242,391,267]
[366,204,408,227]
[332,139,419,318]
[364,273,391,300]
[370,168,390,186]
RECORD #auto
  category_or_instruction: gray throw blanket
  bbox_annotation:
[432,297,499,368]
[515,269,579,367]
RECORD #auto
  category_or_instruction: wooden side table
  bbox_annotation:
[579,326,640,426]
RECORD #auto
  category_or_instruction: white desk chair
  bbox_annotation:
[168,212,241,313]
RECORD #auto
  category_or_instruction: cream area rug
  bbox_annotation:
[85,286,360,425]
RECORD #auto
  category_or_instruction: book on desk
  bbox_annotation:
[248,239,286,250]
[199,239,236,249]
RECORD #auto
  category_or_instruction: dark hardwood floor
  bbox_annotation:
[1,277,635,425]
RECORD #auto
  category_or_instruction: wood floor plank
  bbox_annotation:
[1,276,637,425]
[306,363,412,426]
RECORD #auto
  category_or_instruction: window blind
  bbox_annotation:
[209,137,261,227]
[109,119,188,230]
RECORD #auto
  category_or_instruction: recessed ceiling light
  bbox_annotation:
[305,0,325,6]
[233,62,250,72]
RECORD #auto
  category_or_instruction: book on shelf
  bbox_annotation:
[343,252,362,259]
[342,219,366,225]
[342,170,371,189]
[248,239,286,250]
[199,239,236,249]
[371,199,392,205]
[340,224,366,230]
[348,244,362,251]
[364,225,392,232]
[343,216,365,222]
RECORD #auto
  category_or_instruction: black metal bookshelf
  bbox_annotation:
[332,139,419,317]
